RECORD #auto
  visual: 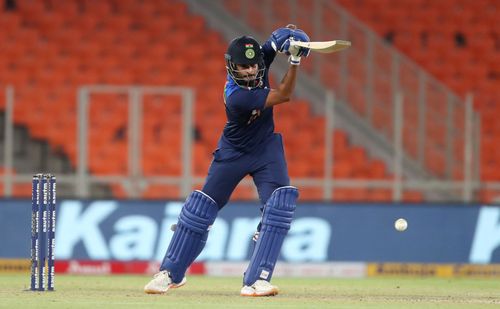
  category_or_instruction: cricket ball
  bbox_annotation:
[394,218,408,232]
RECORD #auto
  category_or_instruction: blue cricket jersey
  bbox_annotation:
[220,39,277,153]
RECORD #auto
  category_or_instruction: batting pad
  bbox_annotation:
[160,190,218,283]
[243,186,298,286]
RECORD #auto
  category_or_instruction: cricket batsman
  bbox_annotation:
[144,24,310,297]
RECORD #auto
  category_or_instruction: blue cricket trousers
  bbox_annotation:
[202,133,290,209]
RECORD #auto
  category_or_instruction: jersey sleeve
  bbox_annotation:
[226,87,270,117]
[261,39,277,69]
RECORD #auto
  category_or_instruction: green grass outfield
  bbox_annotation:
[0,274,499,308]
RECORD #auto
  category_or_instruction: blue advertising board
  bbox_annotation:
[1,199,499,264]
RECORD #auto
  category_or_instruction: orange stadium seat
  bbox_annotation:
[0,12,22,32]
[142,185,180,200]
[298,187,325,201]
[231,178,257,201]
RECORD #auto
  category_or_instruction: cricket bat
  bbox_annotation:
[290,40,351,53]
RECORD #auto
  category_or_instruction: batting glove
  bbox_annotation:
[291,29,310,57]
[269,24,299,53]
[288,55,301,65]
[280,29,310,58]
[270,27,294,52]
[287,40,302,65]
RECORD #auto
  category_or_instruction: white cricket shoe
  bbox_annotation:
[144,270,186,294]
[240,280,279,297]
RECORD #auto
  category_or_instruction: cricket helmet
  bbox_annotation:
[225,36,265,88]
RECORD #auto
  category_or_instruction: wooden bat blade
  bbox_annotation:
[291,40,351,53]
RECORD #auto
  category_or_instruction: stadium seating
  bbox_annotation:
[223,0,496,202]
[334,0,498,200]
[0,0,422,202]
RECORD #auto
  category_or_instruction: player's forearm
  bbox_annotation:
[277,64,297,100]
[264,64,297,108]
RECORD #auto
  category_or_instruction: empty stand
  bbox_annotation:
[1,0,426,202]
[335,0,497,201]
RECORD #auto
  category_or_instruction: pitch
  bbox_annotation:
[0,274,498,308]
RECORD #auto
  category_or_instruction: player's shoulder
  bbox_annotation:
[225,87,249,106]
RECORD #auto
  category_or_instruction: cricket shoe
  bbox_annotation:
[144,270,186,294]
[240,280,279,297]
